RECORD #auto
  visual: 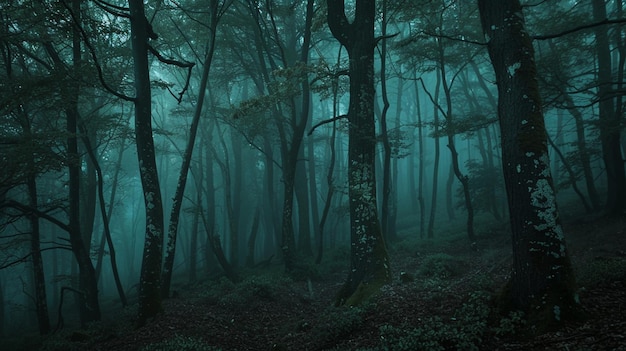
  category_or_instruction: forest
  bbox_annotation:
[1,0,626,350]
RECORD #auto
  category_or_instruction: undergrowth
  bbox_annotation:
[140,334,221,351]
[377,291,491,351]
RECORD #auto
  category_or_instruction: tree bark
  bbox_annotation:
[327,0,392,306]
[478,0,580,329]
[129,0,165,325]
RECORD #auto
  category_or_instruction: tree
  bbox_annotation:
[477,0,580,329]
[128,0,166,325]
[327,0,392,306]
[161,0,226,299]
[593,0,626,216]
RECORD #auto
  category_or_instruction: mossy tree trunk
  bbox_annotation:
[478,0,580,329]
[327,0,392,306]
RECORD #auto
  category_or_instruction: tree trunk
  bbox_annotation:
[427,72,442,239]
[130,0,165,325]
[28,171,50,334]
[295,147,313,256]
[246,206,261,268]
[315,67,341,264]
[379,0,394,242]
[68,0,101,324]
[593,0,626,216]
[327,0,392,306]
[413,74,426,238]
[478,0,580,329]
[438,40,474,242]
[161,0,219,297]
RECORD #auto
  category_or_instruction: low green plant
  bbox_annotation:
[419,253,466,279]
[576,257,626,286]
[378,291,490,351]
[140,335,221,351]
[312,306,366,346]
[493,310,526,337]
[201,273,293,306]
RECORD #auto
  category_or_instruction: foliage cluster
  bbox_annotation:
[310,306,367,348]
[199,272,293,306]
[35,312,135,351]
[575,256,626,286]
[378,291,490,351]
[418,253,467,279]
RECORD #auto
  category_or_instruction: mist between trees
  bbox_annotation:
[0,0,624,341]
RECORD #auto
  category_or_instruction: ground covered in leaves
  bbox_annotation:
[5,215,626,351]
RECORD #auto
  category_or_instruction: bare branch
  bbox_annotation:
[375,32,400,46]
[533,18,626,40]
[308,114,347,136]
[92,0,130,18]
[0,246,72,270]
[415,30,487,46]
[60,0,135,101]
[1,200,71,232]
[147,45,195,103]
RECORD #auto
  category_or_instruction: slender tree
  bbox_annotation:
[593,0,626,216]
[161,0,225,299]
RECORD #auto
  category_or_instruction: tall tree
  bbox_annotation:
[129,0,165,325]
[51,0,101,325]
[478,0,579,328]
[327,0,392,306]
[593,0,626,216]
[161,0,224,299]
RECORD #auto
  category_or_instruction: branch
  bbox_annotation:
[60,0,135,101]
[308,114,347,136]
[148,45,195,103]
[1,200,71,232]
[417,77,448,121]
[0,246,72,270]
[375,32,400,46]
[92,0,130,18]
[417,30,487,46]
[93,0,129,13]
[533,18,626,40]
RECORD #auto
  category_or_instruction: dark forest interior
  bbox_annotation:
[1,0,625,350]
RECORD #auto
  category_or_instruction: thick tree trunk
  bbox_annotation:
[130,0,165,325]
[478,0,580,329]
[327,0,391,306]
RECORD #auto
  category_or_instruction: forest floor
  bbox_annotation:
[5,214,626,351]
